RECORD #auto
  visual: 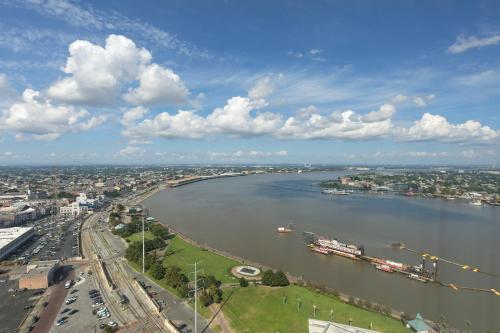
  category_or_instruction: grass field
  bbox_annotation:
[124,233,408,333]
[163,236,241,283]
[126,231,155,243]
[221,285,410,333]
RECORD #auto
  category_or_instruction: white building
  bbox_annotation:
[308,319,381,333]
[0,227,35,260]
[59,202,88,216]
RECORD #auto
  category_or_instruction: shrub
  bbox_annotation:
[239,277,249,287]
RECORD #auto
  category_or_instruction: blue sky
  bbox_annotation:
[0,0,499,165]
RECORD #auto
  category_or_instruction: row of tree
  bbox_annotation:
[261,269,290,287]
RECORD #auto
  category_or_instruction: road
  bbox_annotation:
[81,211,214,333]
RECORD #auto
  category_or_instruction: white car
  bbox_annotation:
[108,321,118,328]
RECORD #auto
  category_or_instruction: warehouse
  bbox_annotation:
[18,260,59,289]
[0,227,35,260]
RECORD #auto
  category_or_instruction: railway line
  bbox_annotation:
[81,213,166,332]
[92,220,165,332]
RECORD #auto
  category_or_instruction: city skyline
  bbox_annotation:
[0,1,499,165]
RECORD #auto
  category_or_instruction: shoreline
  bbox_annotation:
[134,183,413,324]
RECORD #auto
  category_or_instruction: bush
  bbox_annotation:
[261,269,275,286]
[149,262,166,280]
[261,269,289,287]
[150,223,169,240]
[239,277,249,287]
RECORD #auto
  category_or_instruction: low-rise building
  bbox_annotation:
[308,319,381,333]
[406,313,431,333]
[18,260,59,289]
[59,202,88,216]
[0,226,35,260]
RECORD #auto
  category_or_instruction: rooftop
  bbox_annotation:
[25,260,59,276]
[0,227,34,251]
[308,319,381,333]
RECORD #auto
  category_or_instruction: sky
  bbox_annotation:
[0,0,499,165]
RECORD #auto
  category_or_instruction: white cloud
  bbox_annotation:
[47,34,188,107]
[123,63,189,105]
[392,94,408,103]
[398,113,499,143]
[114,146,146,159]
[392,94,434,107]
[407,151,448,158]
[288,49,325,61]
[207,150,288,160]
[277,104,395,140]
[448,34,500,54]
[47,35,152,105]
[121,106,149,126]
[0,89,105,140]
[123,79,283,139]
[248,76,275,100]
[2,0,208,58]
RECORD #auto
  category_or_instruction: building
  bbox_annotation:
[0,205,37,228]
[59,201,88,216]
[406,313,431,333]
[18,260,59,289]
[308,319,381,333]
[0,227,35,260]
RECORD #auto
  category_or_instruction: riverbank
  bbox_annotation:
[124,227,411,332]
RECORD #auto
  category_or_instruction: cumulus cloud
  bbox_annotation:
[448,34,500,54]
[121,106,149,126]
[392,94,434,107]
[123,63,189,105]
[248,76,275,100]
[123,79,283,139]
[398,113,499,143]
[114,146,146,159]
[277,104,394,140]
[47,34,188,106]
[0,89,105,140]
[207,150,288,160]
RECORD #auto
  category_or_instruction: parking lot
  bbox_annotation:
[0,277,44,333]
[5,215,83,264]
[50,267,119,333]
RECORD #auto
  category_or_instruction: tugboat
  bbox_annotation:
[277,223,294,233]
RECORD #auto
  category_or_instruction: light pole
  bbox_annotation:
[142,206,145,274]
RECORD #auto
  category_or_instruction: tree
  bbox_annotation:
[239,277,249,287]
[149,262,165,280]
[273,270,289,286]
[150,224,169,240]
[261,269,275,286]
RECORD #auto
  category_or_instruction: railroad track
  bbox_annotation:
[84,213,165,332]
[94,227,165,331]
[81,215,134,332]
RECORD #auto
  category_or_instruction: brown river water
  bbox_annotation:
[143,171,500,331]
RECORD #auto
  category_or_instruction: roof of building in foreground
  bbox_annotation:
[407,313,431,332]
[0,226,34,251]
[308,319,381,333]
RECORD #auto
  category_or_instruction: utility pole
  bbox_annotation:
[142,206,145,274]
[189,261,203,333]
[194,261,198,333]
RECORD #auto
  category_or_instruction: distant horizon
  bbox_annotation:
[0,163,497,168]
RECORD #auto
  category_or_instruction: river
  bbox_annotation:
[143,171,500,331]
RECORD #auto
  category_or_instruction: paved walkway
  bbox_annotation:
[32,267,75,333]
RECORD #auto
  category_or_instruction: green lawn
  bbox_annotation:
[163,236,241,283]
[221,285,410,333]
[126,231,155,243]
